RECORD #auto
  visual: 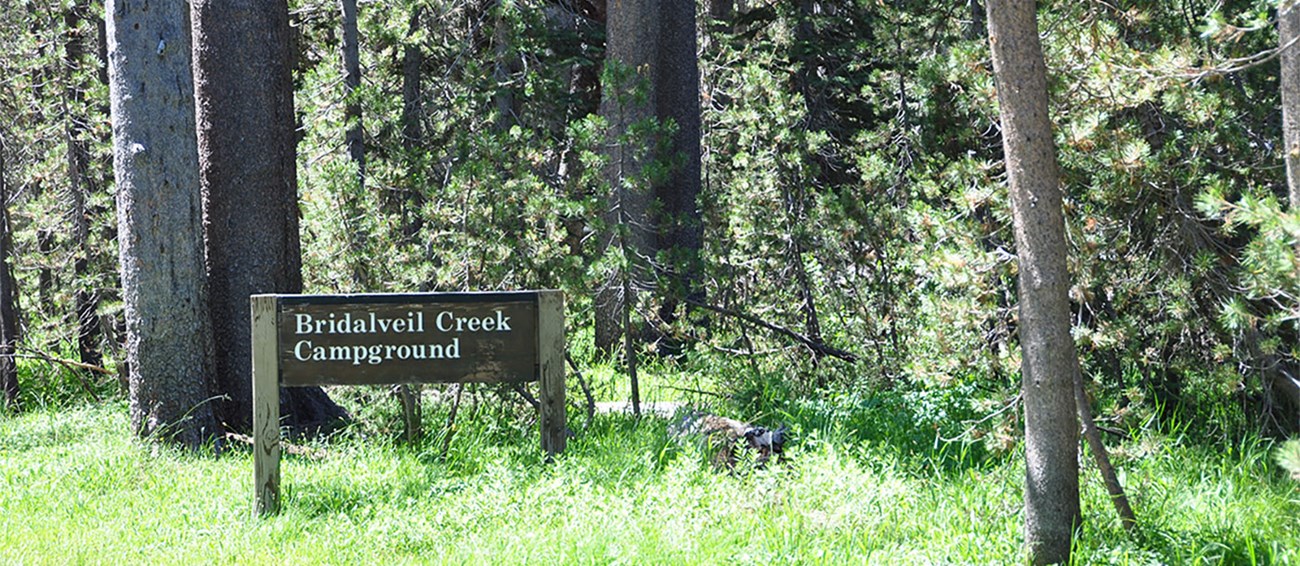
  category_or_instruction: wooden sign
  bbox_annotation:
[251,291,566,515]
[277,294,540,385]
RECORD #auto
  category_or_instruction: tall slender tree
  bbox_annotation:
[106,0,220,446]
[0,132,19,410]
[341,0,364,190]
[986,0,1081,562]
[1279,0,1300,419]
[1284,0,1300,211]
[63,2,104,369]
[191,0,348,433]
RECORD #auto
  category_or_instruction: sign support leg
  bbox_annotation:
[537,290,566,458]
[252,295,281,515]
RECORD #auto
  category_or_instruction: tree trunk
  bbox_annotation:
[653,0,704,337]
[0,134,19,410]
[1283,0,1300,210]
[106,0,221,447]
[341,0,364,191]
[63,3,104,369]
[396,5,424,237]
[1277,0,1300,425]
[986,0,1081,563]
[191,0,349,434]
[492,1,521,131]
[595,0,658,353]
[596,0,703,352]
[337,0,371,289]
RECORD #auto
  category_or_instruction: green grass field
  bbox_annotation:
[0,390,1296,565]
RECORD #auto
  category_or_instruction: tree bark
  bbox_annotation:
[986,0,1081,563]
[0,133,19,410]
[396,5,424,237]
[191,0,348,433]
[492,1,521,131]
[106,0,221,447]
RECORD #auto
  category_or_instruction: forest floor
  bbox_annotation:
[0,384,1295,565]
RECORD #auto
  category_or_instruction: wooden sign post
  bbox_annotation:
[251,291,565,515]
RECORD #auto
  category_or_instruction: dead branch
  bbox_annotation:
[12,348,111,375]
[513,382,541,411]
[684,298,859,363]
[1075,372,1137,532]
[11,347,107,402]
[565,351,596,430]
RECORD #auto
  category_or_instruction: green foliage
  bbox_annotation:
[1276,437,1300,480]
[0,1,119,364]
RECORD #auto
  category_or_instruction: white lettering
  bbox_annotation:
[294,340,311,360]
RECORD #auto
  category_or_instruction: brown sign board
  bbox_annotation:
[251,290,566,515]
[276,293,539,386]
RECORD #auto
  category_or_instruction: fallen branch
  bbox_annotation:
[12,348,112,375]
[663,385,729,399]
[12,347,107,402]
[684,298,858,363]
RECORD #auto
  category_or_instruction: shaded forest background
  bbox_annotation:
[2,0,1299,448]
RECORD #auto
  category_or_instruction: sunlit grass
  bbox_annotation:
[0,399,1295,564]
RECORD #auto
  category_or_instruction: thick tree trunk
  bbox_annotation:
[106,0,221,447]
[595,0,657,353]
[653,0,704,334]
[986,0,1081,563]
[596,0,703,352]
[191,0,348,433]
[0,135,19,410]
[64,4,103,369]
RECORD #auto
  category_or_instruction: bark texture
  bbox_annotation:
[191,0,348,433]
[0,135,19,409]
[986,0,1081,562]
[106,0,220,446]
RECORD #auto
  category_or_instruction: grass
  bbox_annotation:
[0,390,1297,565]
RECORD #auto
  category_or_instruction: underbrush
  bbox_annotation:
[0,390,1295,564]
